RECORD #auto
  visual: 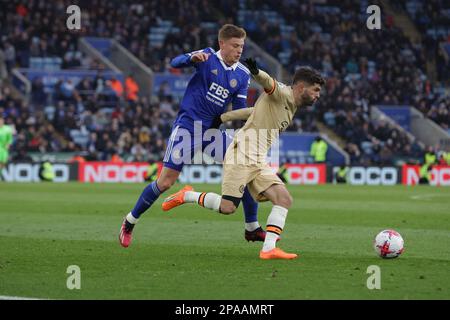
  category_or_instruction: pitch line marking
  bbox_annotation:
[0,295,45,300]
[410,194,445,200]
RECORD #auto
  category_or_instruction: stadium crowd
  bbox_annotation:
[0,0,449,165]
[221,0,449,163]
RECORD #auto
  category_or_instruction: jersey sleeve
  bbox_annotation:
[170,47,215,69]
[253,69,288,102]
[231,76,250,110]
[252,69,276,94]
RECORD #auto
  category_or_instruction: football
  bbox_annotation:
[374,229,405,259]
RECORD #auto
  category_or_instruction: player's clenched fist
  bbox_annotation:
[190,52,210,63]
[244,58,259,75]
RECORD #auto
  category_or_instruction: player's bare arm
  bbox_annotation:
[220,108,253,122]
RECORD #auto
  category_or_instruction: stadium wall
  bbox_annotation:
[2,162,449,186]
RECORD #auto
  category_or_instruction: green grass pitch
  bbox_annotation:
[0,183,449,299]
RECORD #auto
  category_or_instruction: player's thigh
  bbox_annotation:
[248,166,289,205]
[202,129,233,164]
[220,164,253,214]
[163,125,198,172]
[221,163,257,203]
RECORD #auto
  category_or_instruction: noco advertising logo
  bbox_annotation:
[402,165,450,186]
[3,162,449,186]
[333,167,399,185]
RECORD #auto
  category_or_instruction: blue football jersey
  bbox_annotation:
[170,47,251,132]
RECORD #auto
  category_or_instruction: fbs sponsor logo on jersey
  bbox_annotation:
[208,82,230,99]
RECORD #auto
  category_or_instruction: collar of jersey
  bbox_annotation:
[215,50,239,71]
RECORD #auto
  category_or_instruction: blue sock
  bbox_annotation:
[242,187,258,223]
[131,181,161,219]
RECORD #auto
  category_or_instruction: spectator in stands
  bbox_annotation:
[125,75,139,103]
[31,78,47,108]
[310,136,328,163]
[424,146,437,166]
[0,48,7,84]
[69,153,86,163]
[157,81,172,101]
[3,42,16,72]
[111,154,123,163]
[345,142,362,165]
[108,77,124,98]
[335,165,348,184]
[419,164,433,185]
[12,149,33,162]
[1,0,446,166]
[39,161,55,182]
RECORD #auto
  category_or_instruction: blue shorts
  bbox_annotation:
[163,125,234,172]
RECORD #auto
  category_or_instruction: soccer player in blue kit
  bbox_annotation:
[119,24,267,247]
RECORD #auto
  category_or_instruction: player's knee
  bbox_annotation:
[275,193,293,209]
[220,196,241,214]
[156,178,175,192]
[219,202,236,215]
[283,193,293,208]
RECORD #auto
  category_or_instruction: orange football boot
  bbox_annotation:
[259,248,298,260]
[162,185,194,211]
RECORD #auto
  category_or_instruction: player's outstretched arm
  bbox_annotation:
[244,58,276,95]
[220,108,253,122]
[170,50,211,68]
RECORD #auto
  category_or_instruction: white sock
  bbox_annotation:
[203,193,222,212]
[262,205,288,252]
[245,221,260,232]
[184,191,202,203]
[126,212,139,224]
[184,191,221,212]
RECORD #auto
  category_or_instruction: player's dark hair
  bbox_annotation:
[218,24,246,40]
[293,67,325,86]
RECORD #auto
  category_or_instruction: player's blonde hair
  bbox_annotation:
[218,24,246,41]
